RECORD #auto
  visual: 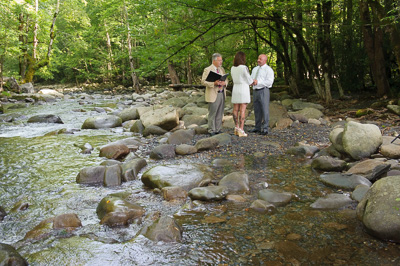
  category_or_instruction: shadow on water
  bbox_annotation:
[0,98,400,265]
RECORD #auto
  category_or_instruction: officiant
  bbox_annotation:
[201,53,228,136]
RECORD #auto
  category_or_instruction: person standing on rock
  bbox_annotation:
[201,53,228,136]
[249,54,274,135]
[230,51,255,137]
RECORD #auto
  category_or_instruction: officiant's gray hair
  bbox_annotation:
[212,53,222,61]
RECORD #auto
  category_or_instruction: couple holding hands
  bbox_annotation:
[202,52,274,137]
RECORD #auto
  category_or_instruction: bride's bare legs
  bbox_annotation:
[239,103,247,130]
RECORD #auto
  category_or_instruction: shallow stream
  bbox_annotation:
[0,94,399,265]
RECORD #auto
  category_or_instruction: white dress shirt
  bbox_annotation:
[251,64,274,90]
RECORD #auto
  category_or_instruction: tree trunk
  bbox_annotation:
[187,55,192,84]
[321,1,333,103]
[360,0,390,97]
[123,1,140,92]
[18,14,28,80]
[33,0,39,60]
[105,24,113,80]
[23,0,59,84]
[295,0,305,82]
[168,61,180,84]
[0,54,3,91]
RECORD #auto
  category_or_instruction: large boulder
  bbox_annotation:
[292,100,324,111]
[342,121,382,160]
[329,127,345,153]
[38,89,64,98]
[195,137,219,151]
[99,143,130,160]
[20,82,35,93]
[76,166,106,185]
[150,144,176,160]
[182,115,208,127]
[117,107,139,122]
[121,158,147,182]
[81,115,122,129]
[104,164,122,187]
[218,172,250,194]
[380,136,400,159]
[142,164,213,191]
[141,216,182,242]
[0,243,28,266]
[346,159,391,180]
[140,106,179,130]
[130,120,144,134]
[96,196,144,227]
[288,107,323,121]
[143,125,168,137]
[175,144,197,155]
[5,77,20,92]
[356,176,400,242]
[387,105,400,115]
[27,114,63,124]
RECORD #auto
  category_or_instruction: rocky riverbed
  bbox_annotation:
[1,83,400,265]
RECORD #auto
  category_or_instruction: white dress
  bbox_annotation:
[231,65,253,103]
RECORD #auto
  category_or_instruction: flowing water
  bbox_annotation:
[0,94,399,265]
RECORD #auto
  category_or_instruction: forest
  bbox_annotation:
[1,0,399,104]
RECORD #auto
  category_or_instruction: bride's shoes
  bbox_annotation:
[234,127,239,136]
[237,128,248,137]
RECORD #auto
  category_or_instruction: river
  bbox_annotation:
[0,92,399,265]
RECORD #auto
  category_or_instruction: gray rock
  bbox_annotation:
[351,184,370,202]
[250,199,276,214]
[52,213,82,229]
[346,159,391,180]
[319,173,372,190]
[182,115,207,127]
[104,164,122,187]
[76,166,106,184]
[285,145,319,157]
[211,159,233,167]
[188,186,229,201]
[387,105,400,115]
[163,97,186,108]
[100,160,122,167]
[0,243,28,266]
[167,129,195,145]
[141,216,182,242]
[28,114,63,124]
[258,189,294,207]
[121,158,147,181]
[81,115,122,129]
[96,196,144,227]
[140,106,179,130]
[130,120,144,134]
[288,113,308,123]
[356,176,400,242]
[218,172,250,194]
[143,125,168,137]
[329,127,345,153]
[175,144,197,155]
[380,143,400,159]
[99,144,130,160]
[195,137,219,151]
[117,107,139,122]
[142,164,213,191]
[210,133,232,146]
[310,193,355,210]
[161,186,188,201]
[342,121,382,160]
[5,77,20,92]
[182,106,208,116]
[150,144,176,160]
[288,107,323,121]
[311,156,347,171]
[292,100,324,111]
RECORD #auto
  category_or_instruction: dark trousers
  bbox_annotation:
[253,88,270,132]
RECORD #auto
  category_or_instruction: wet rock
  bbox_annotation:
[20,82,35,93]
[167,129,195,145]
[99,143,130,160]
[319,173,372,190]
[113,137,143,147]
[285,145,319,157]
[342,121,382,160]
[258,189,294,207]
[100,159,122,166]
[53,213,82,229]
[0,206,6,221]
[188,186,229,201]
[161,186,188,201]
[140,106,179,131]
[38,89,64,98]
[96,196,145,227]
[104,164,122,187]
[130,120,144,134]
[121,158,147,181]
[142,164,213,191]
[218,172,250,194]
[250,199,276,214]
[175,144,197,155]
[141,216,182,242]
[0,243,28,266]
[311,156,347,171]
[356,176,400,242]
[117,107,138,122]
[81,115,122,129]
[351,184,370,202]
[195,137,219,151]
[226,195,247,202]
[93,107,106,113]
[150,144,176,160]
[182,114,207,127]
[310,193,355,210]
[27,114,64,124]
[76,165,106,185]
[143,125,168,137]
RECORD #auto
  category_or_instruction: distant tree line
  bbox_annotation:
[1,0,399,103]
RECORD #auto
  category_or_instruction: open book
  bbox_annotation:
[205,71,229,82]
